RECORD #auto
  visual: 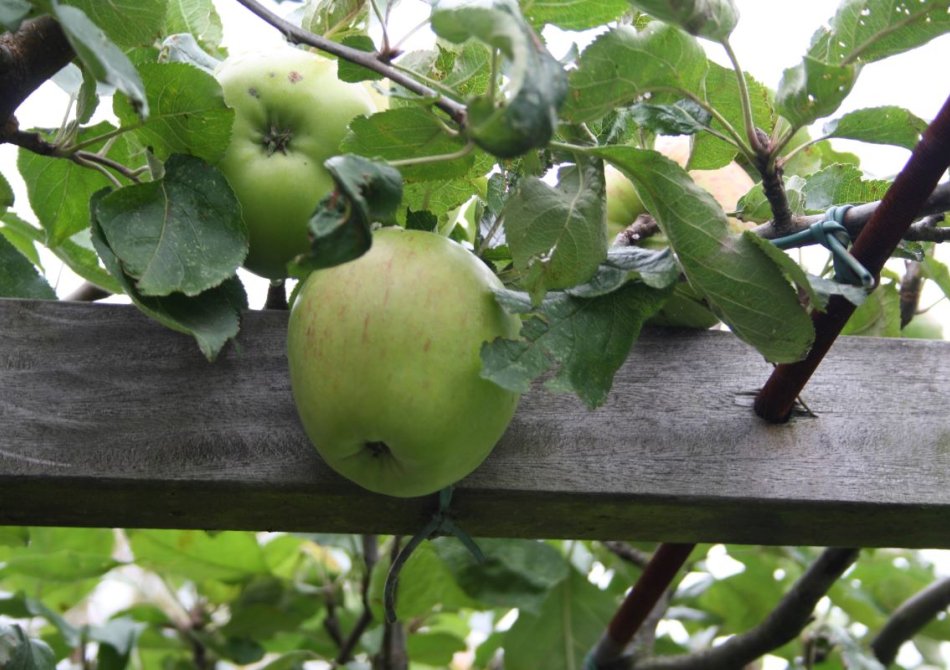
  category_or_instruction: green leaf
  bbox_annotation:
[1,550,118,580]
[743,231,828,311]
[842,281,900,336]
[0,234,56,299]
[256,650,320,670]
[523,0,629,30]
[92,208,247,361]
[563,23,707,124]
[503,568,616,670]
[567,246,678,298]
[0,0,31,32]
[776,56,858,128]
[59,0,165,49]
[94,154,247,297]
[128,530,269,584]
[294,154,402,273]
[162,0,224,53]
[432,0,568,158]
[595,145,814,362]
[301,0,368,43]
[336,34,383,82]
[340,107,475,181]
[503,158,607,299]
[689,62,774,170]
[114,62,233,163]
[432,537,570,614]
[481,281,670,408]
[630,0,739,42]
[91,618,145,670]
[406,631,467,666]
[0,527,28,547]
[51,4,149,118]
[0,624,56,670]
[921,255,950,300]
[803,164,890,212]
[628,99,712,136]
[222,576,321,640]
[75,63,100,124]
[808,0,950,65]
[822,106,927,151]
[1,213,122,294]
[369,541,479,621]
[0,171,13,214]
[17,122,134,245]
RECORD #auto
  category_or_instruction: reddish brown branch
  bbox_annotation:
[0,16,75,124]
[588,543,695,668]
[755,92,950,423]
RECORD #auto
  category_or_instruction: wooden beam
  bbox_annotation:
[2,298,949,547]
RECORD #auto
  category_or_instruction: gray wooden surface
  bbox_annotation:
[2,298,949,547]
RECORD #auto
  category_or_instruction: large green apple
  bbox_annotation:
[287,228,522,497]
[216,47,376,278]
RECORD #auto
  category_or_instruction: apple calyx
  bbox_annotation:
[365,441,391,458]
[263,124,294,156]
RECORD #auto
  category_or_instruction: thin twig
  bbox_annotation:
[602,541,652,570]
[336,535,378,664]
[233,0,466,126]
[633,548,860,670]
[870,577,950,667]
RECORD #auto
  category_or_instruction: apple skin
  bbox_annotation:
[605,137,755,239]
[287,228,522,498]
[216,48,376,279]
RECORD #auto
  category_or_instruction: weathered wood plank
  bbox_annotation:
[1,298,949,547]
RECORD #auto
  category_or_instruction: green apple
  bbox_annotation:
[216,47,377,278]
[287,227,522,498]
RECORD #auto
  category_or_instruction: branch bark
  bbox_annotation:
[589,543,695,668]
[751,182,950,242]
[755,92,950,423]
[870,577,950,667]
[0,15,75,124]
[633,548,860,670]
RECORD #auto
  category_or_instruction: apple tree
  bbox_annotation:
[2,0,950,668]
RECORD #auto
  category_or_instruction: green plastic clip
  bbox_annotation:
[771,205,874,288]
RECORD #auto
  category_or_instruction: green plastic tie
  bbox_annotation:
[771,205,874,289]
[384,485,484,623]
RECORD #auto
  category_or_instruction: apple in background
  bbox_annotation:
[216,47,377,279]
[286,228,522,498]
[606,136,755,239]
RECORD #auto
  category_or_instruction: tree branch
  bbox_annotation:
[632,548,860,670]
[336,534,378,664]
[0,15,75,124]
[232,0,467,126]
[589,543,695,668]
[870,577,950,667]
[755,92,950,423]
[603,541,652,570]
[751,182,950,242]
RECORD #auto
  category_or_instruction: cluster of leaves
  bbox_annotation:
[2,0,949,410]
[2,527,948,669]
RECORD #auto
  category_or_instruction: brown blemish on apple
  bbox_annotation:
[247,87,260,99]
[362,314,371,342]
[423,338,431,352]
[288,70,303,83]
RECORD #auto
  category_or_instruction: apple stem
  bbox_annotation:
[383,485,484,623]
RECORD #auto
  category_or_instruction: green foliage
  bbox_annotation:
[4,0,950,667]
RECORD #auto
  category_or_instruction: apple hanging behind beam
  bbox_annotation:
[1,298,950,547]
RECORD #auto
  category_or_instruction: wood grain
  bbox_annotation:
[2,298,949,547]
